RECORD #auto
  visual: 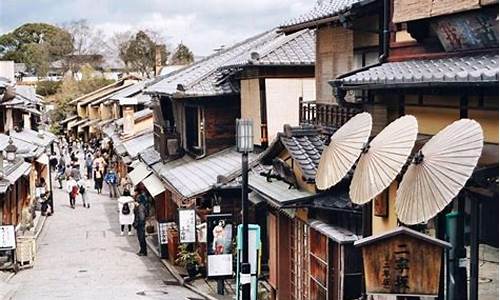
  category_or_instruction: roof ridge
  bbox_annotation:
[183,29,277,91]
[147,29,276,95]
[256,29,310,61]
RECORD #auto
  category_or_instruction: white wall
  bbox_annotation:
[265,78,315,142]
[240,79,262,145]
[0,61,15,82]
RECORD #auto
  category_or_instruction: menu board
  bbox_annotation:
[178,209,196,243]
[0,225,16,249]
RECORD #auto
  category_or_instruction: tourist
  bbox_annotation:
[85,153,93,179]
[65,175,78,209]
[94,165,104,194]
[105,169,119,198]
[118,189,134,236]
[77,176,90,208]
[134,187,148,256]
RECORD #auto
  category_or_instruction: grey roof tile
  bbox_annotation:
[160,148,256,199]
[146,29,315,98]
[281,0,370,29]
[139,146,162,166]
[339,54,499,87]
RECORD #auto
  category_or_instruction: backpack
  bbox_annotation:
[71,185,79,197]
[122,202,131,215]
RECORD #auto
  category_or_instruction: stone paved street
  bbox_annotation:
[7,180,201,300]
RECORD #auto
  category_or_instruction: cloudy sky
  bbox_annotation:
[0,0,314,57]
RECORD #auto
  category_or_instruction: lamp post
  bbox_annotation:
[236,119,253,300]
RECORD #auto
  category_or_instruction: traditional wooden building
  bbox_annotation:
[246,124,363,300]
[66,75,140,140]
[329,0,499,299]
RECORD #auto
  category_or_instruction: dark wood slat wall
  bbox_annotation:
[203,97,240,156]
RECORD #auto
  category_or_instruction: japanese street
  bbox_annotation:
[7,179,200,300]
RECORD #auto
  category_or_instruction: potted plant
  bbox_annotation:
[175,244,198,278]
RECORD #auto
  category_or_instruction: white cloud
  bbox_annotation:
[0,0,316,56]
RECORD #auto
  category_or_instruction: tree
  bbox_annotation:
[170,43,194,65]
[0,23,73,74]
[62,19,106,72]
[118,30,169,78]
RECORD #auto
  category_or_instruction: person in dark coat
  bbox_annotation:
[134,188,148,256]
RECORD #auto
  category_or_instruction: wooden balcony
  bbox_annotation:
[299,99,361,129]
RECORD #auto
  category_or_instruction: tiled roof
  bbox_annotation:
[280,0,371,30]
[146,29,315,98]
[146,30,276,97]
[160,148,257,199]
[139,146,162,166]
[338,54,499,88]
[10,128,55,148]
[222,29,315,67]
[249,171,313,207]
[279,125,325,182]
[122,131,154,159]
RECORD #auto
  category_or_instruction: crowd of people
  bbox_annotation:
[48,136,151,257]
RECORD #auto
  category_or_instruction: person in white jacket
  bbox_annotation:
[117,189,135,236]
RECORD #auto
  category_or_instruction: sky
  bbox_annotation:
[0,0,314,57]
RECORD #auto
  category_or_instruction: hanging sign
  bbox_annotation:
[178,209,196,243]
[207,214,233,277]
[0,225,16,249]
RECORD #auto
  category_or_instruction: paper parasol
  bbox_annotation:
[350,115,418,204]
[396,119,484,225]
[316,112,372,190]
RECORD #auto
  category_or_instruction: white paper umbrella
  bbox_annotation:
[316,112,372,190]
[350,115,418,204]
[396,119,484,225]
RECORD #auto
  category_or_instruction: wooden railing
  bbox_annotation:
[299,99,361,129]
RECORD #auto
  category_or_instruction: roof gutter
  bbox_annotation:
[331,0,390,103]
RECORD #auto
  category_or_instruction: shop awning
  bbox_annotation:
[127,162,152,186]
[142,174,166,197]
[36,153,49,165]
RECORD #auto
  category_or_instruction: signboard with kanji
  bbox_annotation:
[0,225,16,249]
[431,10,498,52]
[354,227,451,296]
[178,209,196,243]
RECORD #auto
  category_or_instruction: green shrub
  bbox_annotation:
[36,80,62,96]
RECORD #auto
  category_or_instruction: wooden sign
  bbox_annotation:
[431,11,499,51]
[354,227,451,296]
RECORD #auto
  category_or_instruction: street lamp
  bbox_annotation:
[5,138,17,162]
[236,118,253,300]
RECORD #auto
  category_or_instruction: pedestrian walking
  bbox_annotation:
[105,169,119,198]
[65,176,78,209]
[94,166,104,194]
[77,176,90,208]
[57,163,65,189]
[118,190,135,236]
[134,188,148,256]
[85,153,93,179]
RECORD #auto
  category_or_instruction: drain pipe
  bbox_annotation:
[332,0,390,105]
